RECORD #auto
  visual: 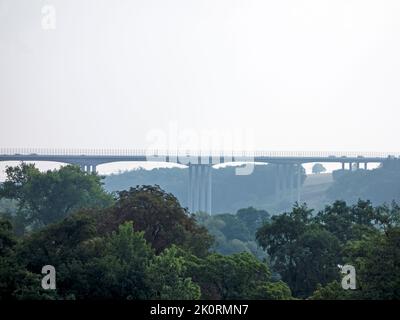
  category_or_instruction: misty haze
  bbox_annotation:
[1,0,400,310]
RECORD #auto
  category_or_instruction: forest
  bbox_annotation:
[0,163,399,300]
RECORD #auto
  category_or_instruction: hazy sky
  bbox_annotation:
[1,0,400,153]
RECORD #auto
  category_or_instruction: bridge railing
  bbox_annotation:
[0,148,399,158]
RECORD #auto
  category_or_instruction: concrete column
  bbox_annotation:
[275,164,281,202]
[199,165,206,213]
[349,163,352,171]
[188,164,212,215]
[191,165,197,212]
[289,164,295,203]
[282,164,288,196]
[356,162,360,170]
[188,165,193,211]
[286,164,290,197]
[202,165,212,214]
[190,165,196,212]
[342,162,345,170]
[296,163,302,203]
[364,162,368,170]
[193,165,200,213]
[207,165,212,215]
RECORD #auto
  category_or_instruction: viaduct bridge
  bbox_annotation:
[0,148,398,214]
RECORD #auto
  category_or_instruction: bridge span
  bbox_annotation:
[1,148,398,214]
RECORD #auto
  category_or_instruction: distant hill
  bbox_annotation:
[104,159,400,215]
[327,159,400,206]
[104,164,306,214]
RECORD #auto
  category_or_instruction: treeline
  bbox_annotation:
[0,163,113,235]
[1,163,400,300]
[257,200,400,299]
[0,184,291,300]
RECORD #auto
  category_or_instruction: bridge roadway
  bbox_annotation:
[0,148,398,214]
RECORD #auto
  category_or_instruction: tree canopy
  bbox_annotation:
[1,163,399,300]
[0,188,289,300]
[256,200,400,299]
[0,163,113,234]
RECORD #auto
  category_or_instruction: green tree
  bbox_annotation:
[0,217,60,300]
[195,208,268,259]
[0,218,16,256]
[236,207,270,235]
[256,203,341,298]
[0,218,19,299]
[147,246,201,300]
[342,227,400,299]
[312,227,400,300]
[310,281,353,300]
[312,163,326,174]
[184,251,292,299]
[14,218,153,300]
[315,200,380,243]
[0,163,113,233]
[16,212,97,273]
[95,185,213,255]
[82,221,154,299]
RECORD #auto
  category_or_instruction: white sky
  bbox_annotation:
[0,0,399,177]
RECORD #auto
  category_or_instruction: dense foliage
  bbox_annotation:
[195,207,270,259]
[94,185,213,255]
[256,200,400,299]
[0,164,113,234]
[0,174,289,300]
[1,163,399,300]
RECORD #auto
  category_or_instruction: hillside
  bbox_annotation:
[300,173,334,211]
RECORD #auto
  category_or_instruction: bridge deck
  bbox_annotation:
[0,148,397,166]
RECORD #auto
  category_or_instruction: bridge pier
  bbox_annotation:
[275,163,302,204]
[282,164,288,197]
[79,164,97,173]
[275,163,289,202]
[188,164,212,214]
[296,163,302,203]
[275,164,281,202]
[289,165,295,203]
